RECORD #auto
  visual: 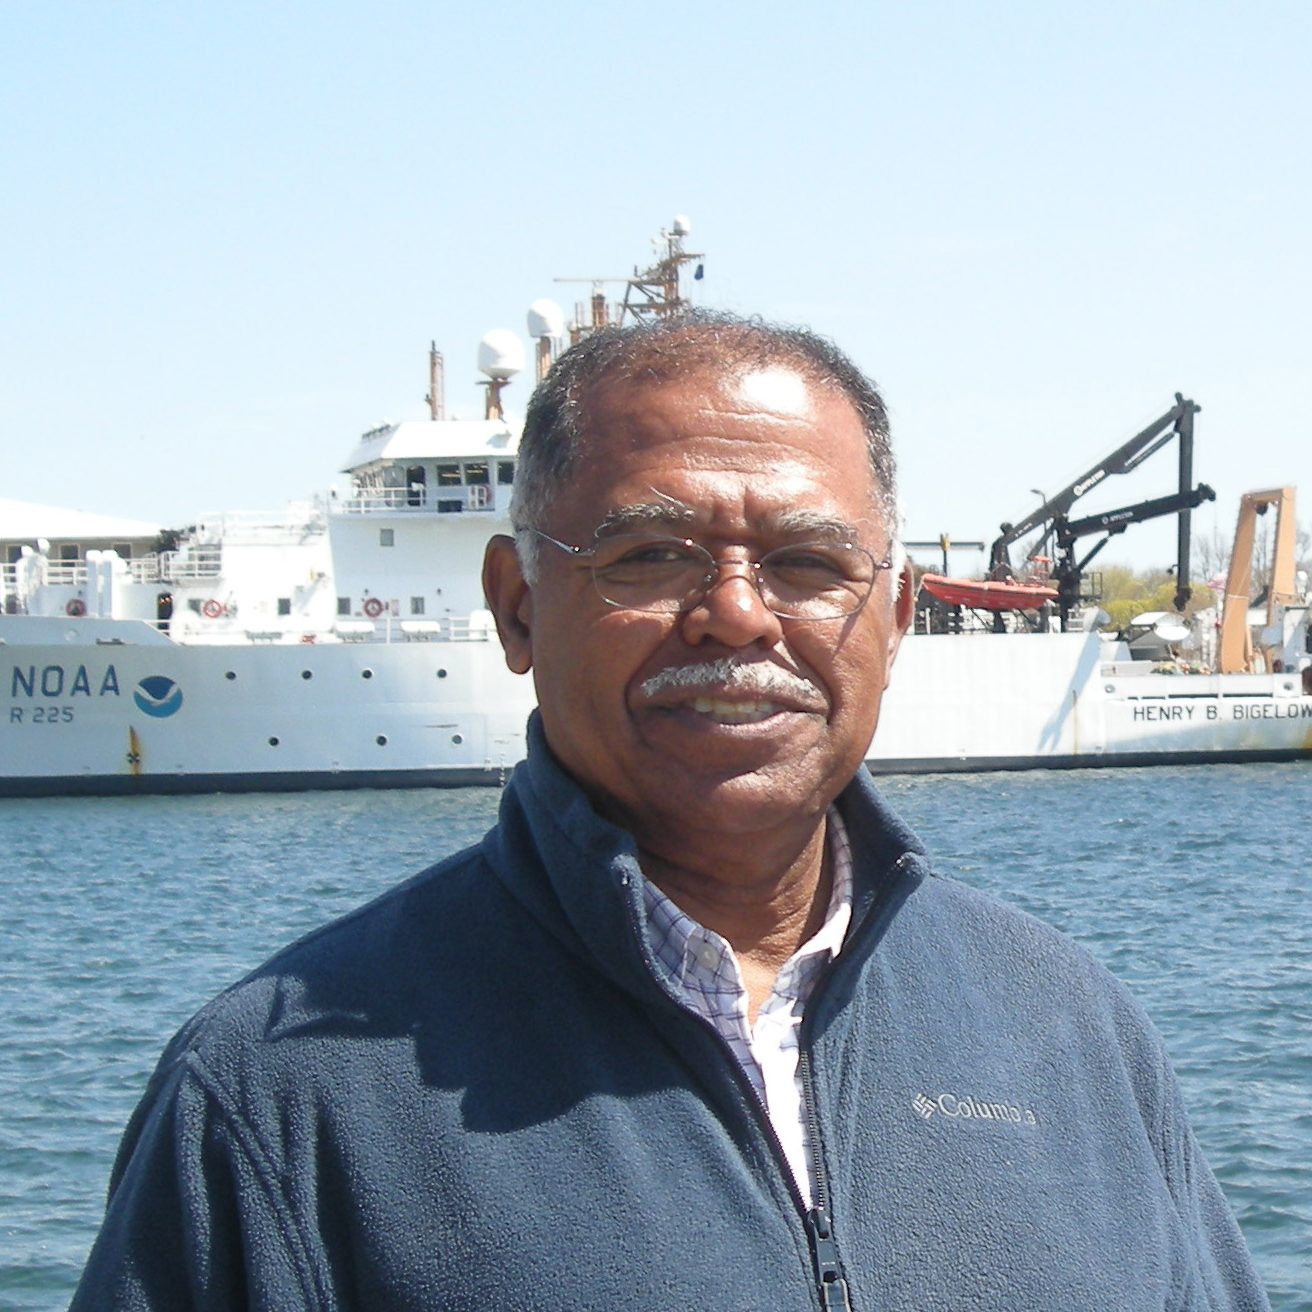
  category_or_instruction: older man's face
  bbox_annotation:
[487,365,911,852]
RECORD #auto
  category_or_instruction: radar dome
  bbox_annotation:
[1153,618,1190,644]
[477,329,525,380]
[526,299,566,339]
[672,214,692,236]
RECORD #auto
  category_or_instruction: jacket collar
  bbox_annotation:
[485,712,930,1009]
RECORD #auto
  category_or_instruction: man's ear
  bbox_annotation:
[482,534,534,675]
[881,559,915,685]
[893,559,915,638]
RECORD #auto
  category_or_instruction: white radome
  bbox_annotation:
[477,329,525,380]
[526,299,566,340]
[672,214,692,236]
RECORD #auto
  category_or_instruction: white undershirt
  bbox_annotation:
[641,811,853,1207]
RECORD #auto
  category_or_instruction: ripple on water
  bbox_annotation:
[2,770,1308,1310]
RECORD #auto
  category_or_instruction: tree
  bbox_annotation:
[1096,565,1216,634]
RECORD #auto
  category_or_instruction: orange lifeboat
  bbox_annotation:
[919,573,1058,612]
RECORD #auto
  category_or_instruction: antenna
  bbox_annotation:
[554,216,705,342]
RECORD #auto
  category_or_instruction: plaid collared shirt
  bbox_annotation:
[642,810,853,1206]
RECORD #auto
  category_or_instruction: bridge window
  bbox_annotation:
[436,462,461,486]
[497,460,515,485]
[464,460,490,486]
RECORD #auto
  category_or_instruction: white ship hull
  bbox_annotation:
[4,621,1308,796]
[2,618,531,794]
[874,631,1312,771]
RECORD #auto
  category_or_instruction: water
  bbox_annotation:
[1,765,1307,1309]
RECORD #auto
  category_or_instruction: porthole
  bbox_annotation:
[361,668,374,679]
[437,669,448,679]
[225,671,237,681]
[376,735,388,746]
[452,733,464,745]
[301,670,313,680]
[268,736,280,747]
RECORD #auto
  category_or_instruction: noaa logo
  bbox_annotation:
[133,676,184,718]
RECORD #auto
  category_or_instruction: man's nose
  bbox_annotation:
[678,562,784,648]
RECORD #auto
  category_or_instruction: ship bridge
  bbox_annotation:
[336,418,520,518]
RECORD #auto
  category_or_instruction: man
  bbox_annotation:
[73,313,1268,1309]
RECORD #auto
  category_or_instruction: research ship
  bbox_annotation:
[3,221,1310,795]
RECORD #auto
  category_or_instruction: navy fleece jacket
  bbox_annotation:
[73,717,1268,1310]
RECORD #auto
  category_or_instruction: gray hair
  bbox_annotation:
[510,310,898,582]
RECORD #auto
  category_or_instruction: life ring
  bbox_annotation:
[202,599,225,619]
[300,633,317,644]
[363,597,385,619]
[66,598,86,617]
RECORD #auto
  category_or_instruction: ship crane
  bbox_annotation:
[1218,487,1299,674]
[1051,482,1216,617]
[988,394,1211,629]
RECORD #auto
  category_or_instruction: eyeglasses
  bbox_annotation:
[529,530,893,620]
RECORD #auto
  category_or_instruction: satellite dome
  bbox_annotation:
[526,299,566,339]
[1153,618,1190,644]
[671,214,692,236]
[477,329,525,380]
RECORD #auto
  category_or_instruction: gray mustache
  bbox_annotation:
[639,657,821,702]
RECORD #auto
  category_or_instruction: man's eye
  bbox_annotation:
[603,541,695,567]
[620,545,689,565]
[594,540,702,582]
[767,549,848,578]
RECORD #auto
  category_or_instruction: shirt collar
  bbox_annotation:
[642,808,854,990]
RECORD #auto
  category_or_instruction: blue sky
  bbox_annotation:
[4,1,1308,572]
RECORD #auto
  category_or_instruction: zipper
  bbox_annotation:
[799,1048,852,1310]
[669,1004,850,1311]
[639,851,918,1310]
[793,849,919,1311]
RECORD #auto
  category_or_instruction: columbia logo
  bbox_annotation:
[912,1091,1039,1127]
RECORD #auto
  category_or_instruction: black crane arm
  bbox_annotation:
[1054,483,1216,548]
[987,394,1200,575]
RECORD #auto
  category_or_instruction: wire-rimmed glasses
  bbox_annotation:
[528,530,893,620]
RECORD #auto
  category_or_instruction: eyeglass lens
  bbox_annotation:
[589,536,877,617]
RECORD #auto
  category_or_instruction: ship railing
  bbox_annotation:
[28,561,87,585]
[334,486,499,515]
[187,506,327,537]
[156,547,224,581]
[0,556,222,587]
[439,613,497,641]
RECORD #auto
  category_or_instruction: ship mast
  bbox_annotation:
[555,215,705,344]
[426,342,445,420]
[422,220,706,419]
